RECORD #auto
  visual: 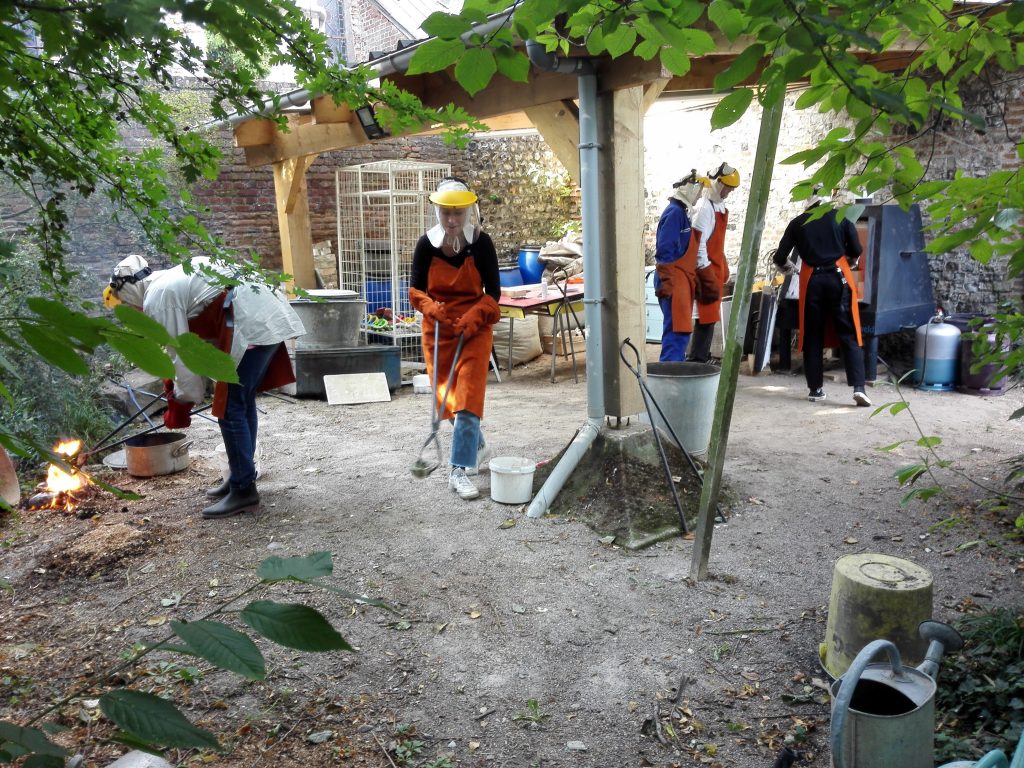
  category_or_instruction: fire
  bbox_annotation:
[28,439,92,512]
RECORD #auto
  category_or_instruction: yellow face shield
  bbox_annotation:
[103,285,122,309]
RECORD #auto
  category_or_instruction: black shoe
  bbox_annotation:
[202,484,259,519]
[205,478,230,498]
[808,388,826,402]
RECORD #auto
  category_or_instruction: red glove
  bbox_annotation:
[454,296,500,339]
[162,381,193,429]
[409,287,449,324]
[696,266,721,304]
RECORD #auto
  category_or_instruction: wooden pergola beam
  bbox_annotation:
[525,100,581,185]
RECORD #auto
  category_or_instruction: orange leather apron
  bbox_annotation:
[669,232,701,334]
[187,290,295,419]
[796,257,863,350]
[420,256,493,420]
[696,209,730,325]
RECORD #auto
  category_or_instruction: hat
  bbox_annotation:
[672,169,709,208]
[709,162,740,188]
[106,254,152,309]
[429,177,478,208]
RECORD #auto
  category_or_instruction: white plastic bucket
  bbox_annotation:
[489,456,535,504]
[216,440,262,481]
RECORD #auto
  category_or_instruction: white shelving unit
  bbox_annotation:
[336,160,451,380]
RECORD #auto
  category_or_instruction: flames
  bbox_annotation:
[28,439,91,512]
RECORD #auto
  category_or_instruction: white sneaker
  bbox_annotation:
[466,442,493,477]
[448,467,480,500]
[853,390,872,407]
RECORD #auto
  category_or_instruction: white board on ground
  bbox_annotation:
[324,373,392,405]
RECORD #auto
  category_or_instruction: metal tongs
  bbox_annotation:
[619,338,705,536]
[411,327,465,478]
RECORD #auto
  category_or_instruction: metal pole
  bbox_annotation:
[690,89,786,580]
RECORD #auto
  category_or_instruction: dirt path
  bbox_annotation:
[2,354,1021,768]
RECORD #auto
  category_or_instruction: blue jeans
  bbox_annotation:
[219,343,280,490]
[451,411,483,469]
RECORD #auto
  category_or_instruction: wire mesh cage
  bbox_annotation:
[336,160,451,379]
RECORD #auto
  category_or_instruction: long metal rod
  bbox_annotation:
[690,82,786,580]
[526,67,601,518]
[619,339,688,534]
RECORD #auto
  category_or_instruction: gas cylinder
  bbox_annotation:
[913,313,961,391]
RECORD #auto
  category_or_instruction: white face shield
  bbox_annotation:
[426,178,481,249]
[671,170,707,208]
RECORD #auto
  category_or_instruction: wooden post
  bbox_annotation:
[690,91,786,581]
[597,85,646,420]
[272,155,317,290]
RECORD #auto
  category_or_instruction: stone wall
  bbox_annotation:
[2,72,1018,323]
[187,129,580,275]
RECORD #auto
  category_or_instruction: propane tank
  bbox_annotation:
[913,310,961,391]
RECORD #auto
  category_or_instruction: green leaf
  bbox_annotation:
[494,47,530,83]
[915,436,942,448]
[103,331,176,379]
[407,38,465,76]
[784,23,815,52]
[22,754,66,768]
[25,298,104,349]
[421,11,472,39]
[99,690,220,750]
[710,88,753,129]
[454,47,497,96]
[18,322,90,376]
[114,304,172,345]
[878,440,910,452]
[895,464,928,486]
[714,43,764,91]
[170,620,266,680]
[992,208,1021,230]
[708,0,745,41]
[170,333,238,383]
[0,723,68,758]
[241,601,353,652]
[660,46,692,76]
[257,551,334,582]
[603,24,637,58]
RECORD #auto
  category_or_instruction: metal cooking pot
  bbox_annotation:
[124,432,192,477]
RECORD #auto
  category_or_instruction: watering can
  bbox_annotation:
[831,620,963,768]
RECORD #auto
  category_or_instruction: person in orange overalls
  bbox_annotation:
[685,162,741,364]
[409,178,501,500]
[653,170,708,361]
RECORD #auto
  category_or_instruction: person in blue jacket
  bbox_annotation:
[653,171,707,361]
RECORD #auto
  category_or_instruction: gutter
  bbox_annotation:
[524,41,603,519]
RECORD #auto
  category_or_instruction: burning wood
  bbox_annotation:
[27,440,93,513]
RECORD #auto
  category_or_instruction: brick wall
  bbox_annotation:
[2,72,1017,323]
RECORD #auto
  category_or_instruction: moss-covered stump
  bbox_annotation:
[533,424,706,550]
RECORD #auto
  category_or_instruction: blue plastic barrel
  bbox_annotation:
[518,247,543,284]
[364,277,411,315]
[499,266,524,287]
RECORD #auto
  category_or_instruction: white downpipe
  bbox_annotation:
[526,68,602,518]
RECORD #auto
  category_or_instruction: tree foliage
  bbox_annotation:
[414,0,1024,393]
[0,552,377,764]
[0,0,479,472]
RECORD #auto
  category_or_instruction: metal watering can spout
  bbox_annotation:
[917,620,964,680]
[831,621,964,768]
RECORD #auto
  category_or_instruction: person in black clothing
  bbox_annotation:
[773,198,871,407]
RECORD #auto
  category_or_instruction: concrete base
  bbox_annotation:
[533,424,704,550]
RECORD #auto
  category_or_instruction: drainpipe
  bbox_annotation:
[525,42,602,518]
